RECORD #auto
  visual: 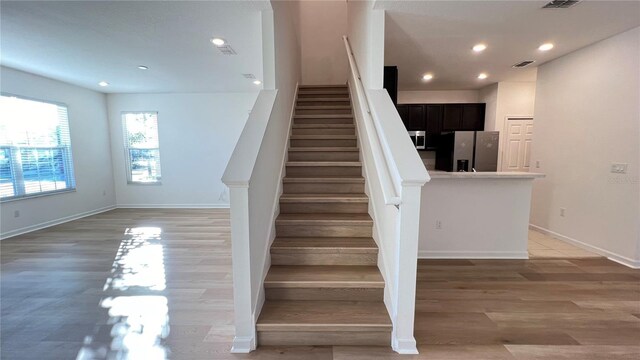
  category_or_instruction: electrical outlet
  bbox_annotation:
[611,163,628,174]
[14,210,20,218]
[435,220,442,229]
[535,160,541,169]
[560,207,566,217]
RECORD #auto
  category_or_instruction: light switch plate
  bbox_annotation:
[611,163,628,174]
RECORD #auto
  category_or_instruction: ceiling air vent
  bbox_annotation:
[542,0,581,9]
[512,60,535,68]
[242,74,256,79]
[216,45,237,55]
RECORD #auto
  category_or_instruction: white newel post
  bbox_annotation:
[227,185,256,353]
[392,184,423,354]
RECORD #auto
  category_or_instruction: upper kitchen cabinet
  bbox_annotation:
[425,105,443,150]
[383,66,399,105]
[462,104,486,131]
[442,104,485,131]
[396,104,425,131]
[442,104,463,131]
[397,104,409,129]
[408,105,425,130]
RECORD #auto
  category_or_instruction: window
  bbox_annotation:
[122,112,162,183]
[0,94,76,201]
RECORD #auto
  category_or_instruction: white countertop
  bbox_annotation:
[426,169,545,179]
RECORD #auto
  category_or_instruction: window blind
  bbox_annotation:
[122,112,162,183]
[0,94,76,200]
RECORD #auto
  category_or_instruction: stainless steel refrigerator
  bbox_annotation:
[435,131,499,172]
[473,131,500,171]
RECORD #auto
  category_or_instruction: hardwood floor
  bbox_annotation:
[2,209,639,359]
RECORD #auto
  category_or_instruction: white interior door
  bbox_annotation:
[502,118,533,172]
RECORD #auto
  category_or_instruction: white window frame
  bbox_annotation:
[0,93,77,202]
[122,111,162,185]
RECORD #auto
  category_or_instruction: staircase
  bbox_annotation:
[256,84,392,346]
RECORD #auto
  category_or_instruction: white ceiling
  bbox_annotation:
[1,0,271,93]
[378,0,640,90]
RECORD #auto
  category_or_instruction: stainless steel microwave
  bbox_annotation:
[408,131,426,150]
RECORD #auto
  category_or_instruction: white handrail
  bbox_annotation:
[343,35,401,206]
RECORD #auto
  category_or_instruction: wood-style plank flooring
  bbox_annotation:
[2,209,639,359]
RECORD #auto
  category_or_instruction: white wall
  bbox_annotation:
[479,81,536,170]
[494,82,536,132]
[530,27,640,267]
[0,66,116,238]
[481,81,537,132]
[420,177,535,259]
[299,0,348,85]
[398,90,479,104]
[247,0,301,320]
[221,0,302,352]
[106,92,257,208]
[348,2,428,353]
[347,0,385,89]
[479,83,498,130]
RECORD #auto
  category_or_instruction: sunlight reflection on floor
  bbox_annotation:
[76,227,170,360]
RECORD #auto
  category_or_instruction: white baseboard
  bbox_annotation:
[1,205,116,240]
[116,203,230,209]
[419,250,529,259]
[529,224,640,269]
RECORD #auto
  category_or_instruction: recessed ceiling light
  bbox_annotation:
[211,38,225,46]
[138,65,149,70]
[472,44,487,52]
[538,43,554,51]
[253,80,262,85]
[477,73,488,80]
[422,73,434,81]
[98,81,109,87]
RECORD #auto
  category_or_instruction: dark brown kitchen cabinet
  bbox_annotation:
[425,105,443,150]
[462,104,486,131]
[396,104,426,131]
[442,104,463,131]
[407,105,425,130]
[383,66,398,105]
[396,105,409,129]
[395,102,485,150]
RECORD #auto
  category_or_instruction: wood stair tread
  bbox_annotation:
[288,147,358,152]
[283,176,364,183]
[298,90,349,94]
[257,300,391,331]
[299,84,347,88]
[276,213,372,225]
[294,114,353,119]
[265,265,383,288]
[271,237,377,250]
[297,97,350,102]
[296,105,351,109]
[280,193,368,203]
[290,135,356,139]
[287,161,360,166]
[292,124,354,128]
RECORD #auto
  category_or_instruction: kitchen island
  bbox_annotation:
[419,170,545,259]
